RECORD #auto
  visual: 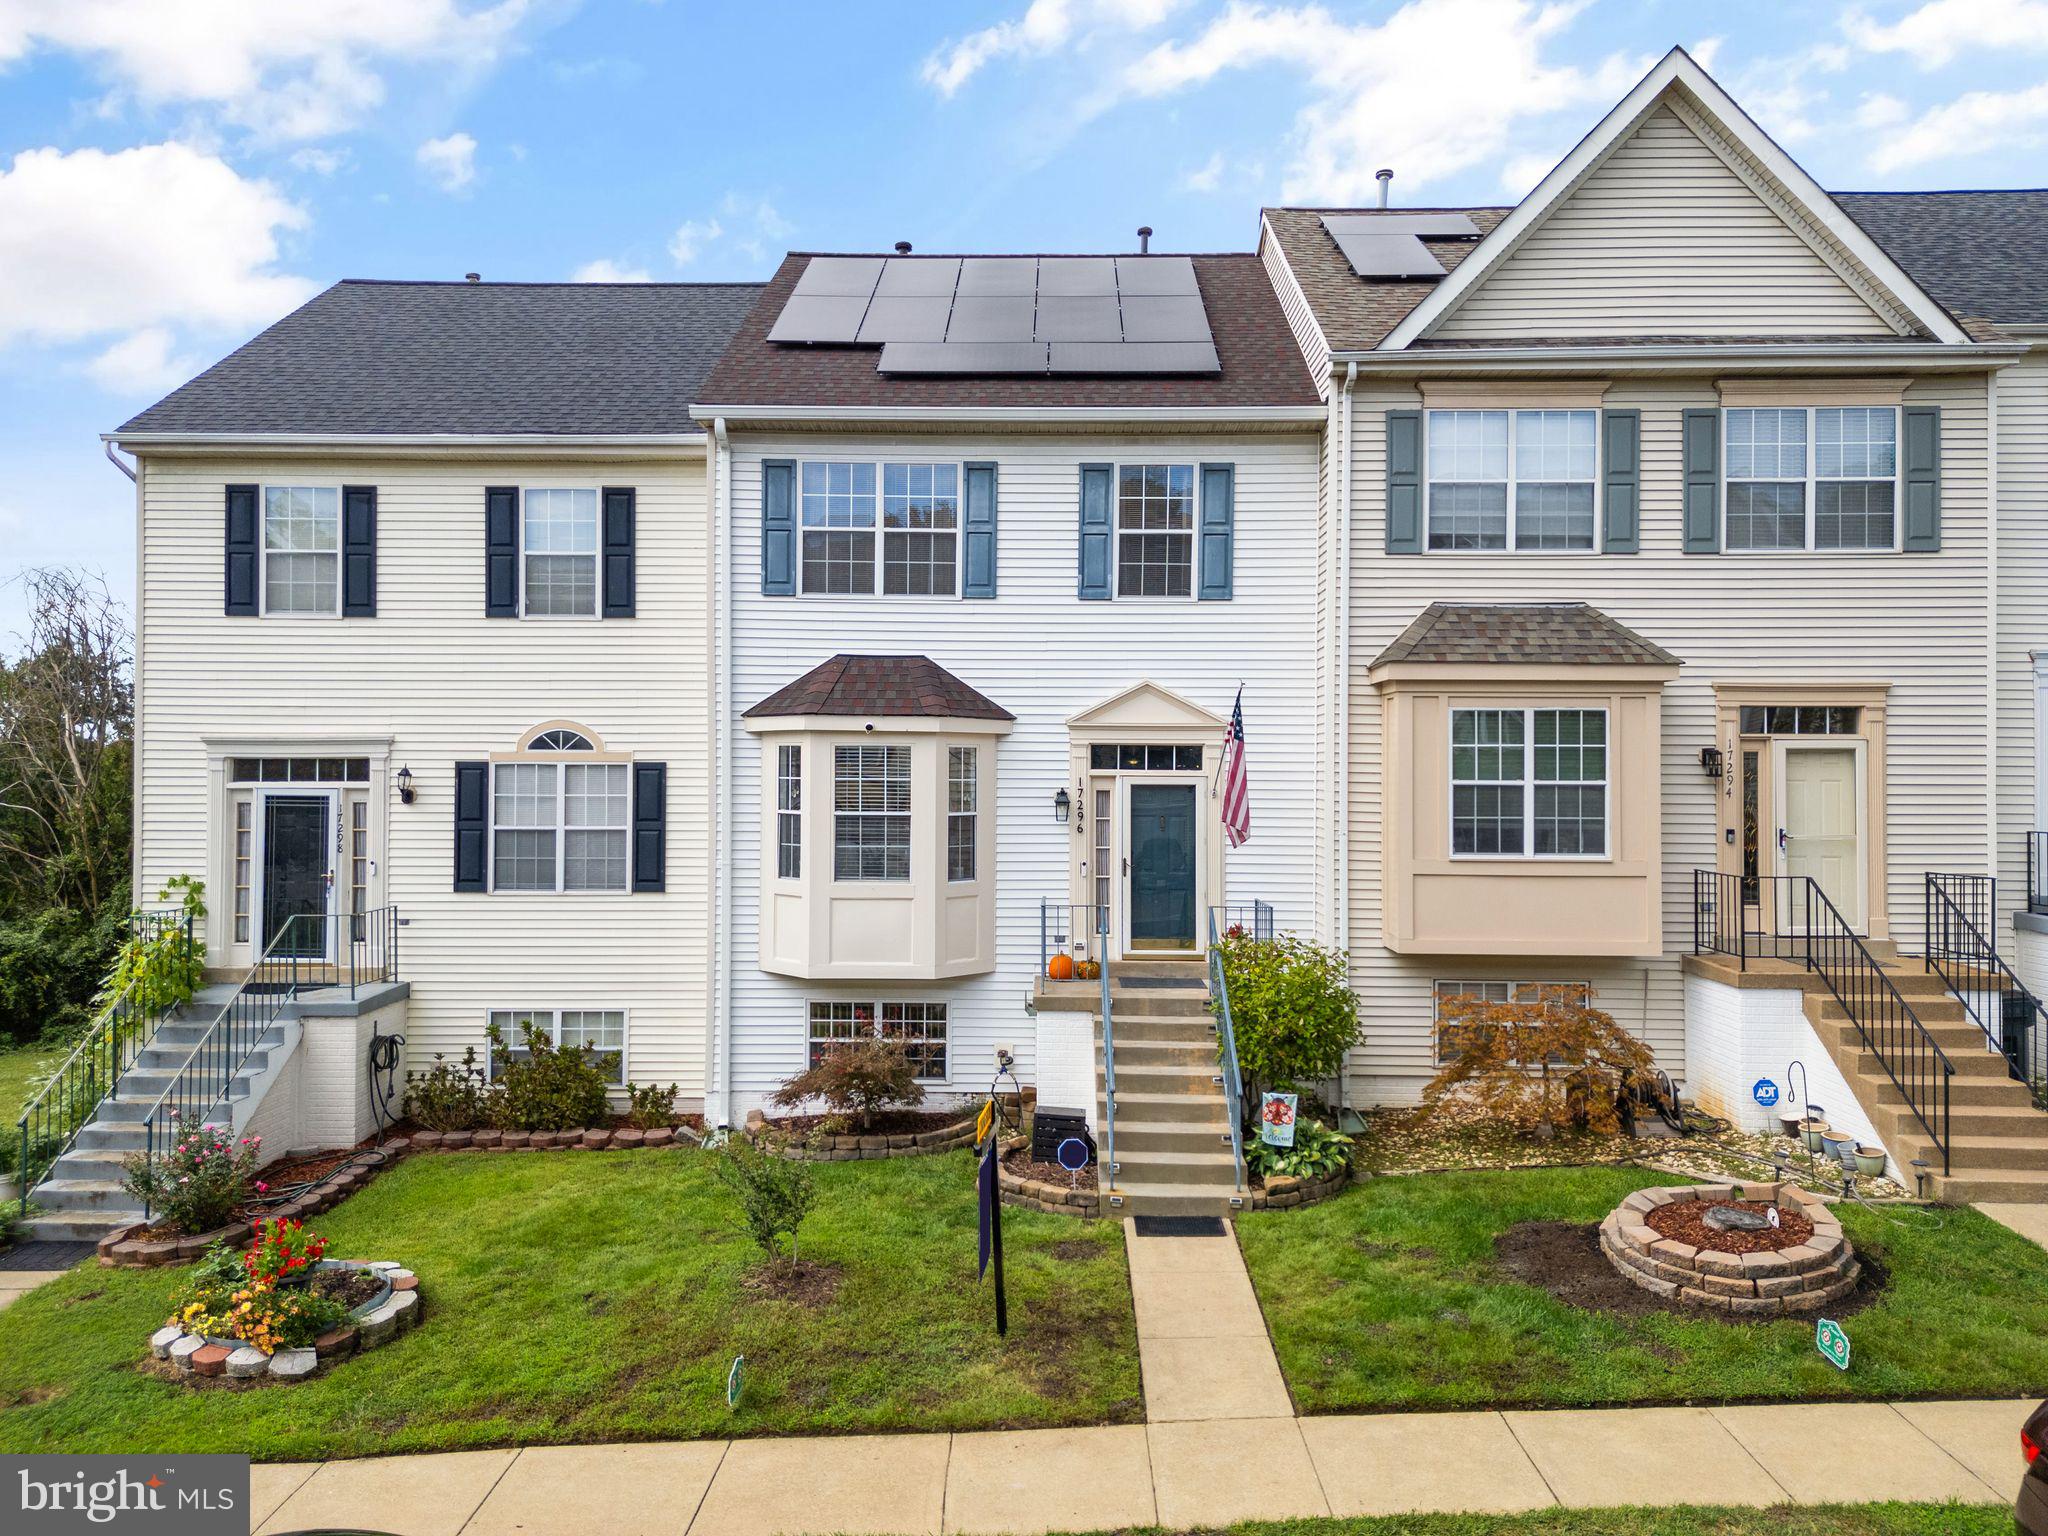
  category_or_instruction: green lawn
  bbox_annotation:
[0,1147,1139,1459]
[1237,1167,2048,1412]
[1216,1508,2009,1536]
[0,1035,68,1126]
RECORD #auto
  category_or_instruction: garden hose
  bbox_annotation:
[240,1028,406,1219]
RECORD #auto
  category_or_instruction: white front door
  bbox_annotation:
[1776,742,1864,931]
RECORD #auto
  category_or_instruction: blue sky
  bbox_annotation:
[3,0,2047,638]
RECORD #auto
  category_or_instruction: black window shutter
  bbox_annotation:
[1078,463,1113,599]
[224,484,259,615]
[341,485,378,615]
[602,486,636,617]
[632,761,667,893]
[485,487,519,616]
[1197,462,1235,600]
[1902,405,1941,552]
[762,459,797,595]
[1681,409,1721,553]
[962,462,998,598]
[1601,411,1640,554]
[1385,412,1423,553]
[454,761,489,892]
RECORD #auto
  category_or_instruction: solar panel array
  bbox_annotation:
[766,255,1220,375]
[1320,213,1481,279]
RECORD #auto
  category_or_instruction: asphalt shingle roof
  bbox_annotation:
[743,655,1015,721]
[696,252,1321,409]
[1371,603,1681,670]
[1262,207,1508,352]
[118,280,763,437]
[1835,191,2048,330]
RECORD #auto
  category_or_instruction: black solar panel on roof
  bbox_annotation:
[877,341,1050,373]
[1321,212,1481,280]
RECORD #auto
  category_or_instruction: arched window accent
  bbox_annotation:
[529,728,595,752]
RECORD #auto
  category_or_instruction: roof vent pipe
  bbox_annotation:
[1375,169,1393,208]
[894,241,912,254]
[464,271,481,283]
[1137,225,1152,254]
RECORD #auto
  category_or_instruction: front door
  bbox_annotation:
[1128,783,1197,950]
[261,795,331,959]
[1777,744,1863,931]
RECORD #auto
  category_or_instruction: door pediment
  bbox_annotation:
[1067,680,1227,735]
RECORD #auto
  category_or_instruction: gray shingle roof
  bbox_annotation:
[117,280,763,437]
[1835,191,2048,329]
[1372,603,1681,669]
[743,655,1015,721]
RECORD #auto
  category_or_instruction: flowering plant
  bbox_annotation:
[165,1228,347,1355]
[120,1121,261,1234]
[245,1216,327,1285]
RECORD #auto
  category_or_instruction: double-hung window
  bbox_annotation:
[777,745,802,880]
[1450,707,1607,857]
[1725,407,1898,552]
[947,747,977,882]
[1116,464,1195,596]
[801,461,960,595]
[491,758,630,891]
[522,489,599,615]
[262,486,341,614]
[834,744,911,880]
[488,1008,625,1083]
[1426,410,1597,552]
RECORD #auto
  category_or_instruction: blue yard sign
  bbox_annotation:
[1752,1078,1779,1108]
[1816,1318,1851,1371]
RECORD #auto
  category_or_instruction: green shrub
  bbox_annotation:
[485,1021,613,1132]
[1246,1117,1352,1182]
[122,1121,260,1234]
[716,1135,818,1265]
[405,1048,493,1131]
[1214,932,1360,1111]
[0,895,125,1046]
[626,1080,679,1129]
[770,1039,924,1133]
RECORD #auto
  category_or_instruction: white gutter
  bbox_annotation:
[711,416,735,1130]
[689,405,1327,426]
[1989,369,2001,884]
[106,431,709,449]
[1335,361,1357,948]
[1328,342,2022,371]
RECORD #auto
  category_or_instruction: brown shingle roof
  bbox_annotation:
[743,655,1015,721]
[696,253,1320,409]
[1371,603,1681,670]
[1262,207,1508,353]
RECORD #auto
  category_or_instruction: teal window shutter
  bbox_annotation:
[224,484,259,615]
[1601,411,1640,554]
[1681,409,1721,554]
[1902,405,1941,552]
[761,459,797,595]
[962,461,998,598]
[484,486,519,616]
[1078,462,1113,599]
[1198,462,1235,600]
[1385,411,1423,553]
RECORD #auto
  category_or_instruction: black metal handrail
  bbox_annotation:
[14,907,193,1215]
[1926,873,2047,1110]
[1692,869,1951,1173]
[133,906,399,1218]
[1207,901,1275,943]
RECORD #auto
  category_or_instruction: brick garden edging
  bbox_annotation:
[743,1105,1018,1161]
[147,1260,422,1383]
[1599,1181,1860,1316]
[1245,1159,1351,1210]
[998,1137,1101,1217]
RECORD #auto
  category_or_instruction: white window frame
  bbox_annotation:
[947,746,977,883]
[258,484,343,617]
[518,486,602,620]
[776,743,802,882]
[488,758,631,894]
[1432,980,1592,1064]
[1722,406,1903,554]
[832,743,912,882]
[1447,706,1610,862]
[1423,409,1601,554]
[805,999,950,1083]
[485,1007,628,1085]
[1112,462,1198,600]
[797,458,964,599]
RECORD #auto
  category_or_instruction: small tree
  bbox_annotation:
[770,1038,924,1132]
[1424,985,1658,1137]
[1214,931,1360,1125]
[716,1136,819,1268]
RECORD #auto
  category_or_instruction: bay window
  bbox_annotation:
[833,744,911,880]
[1450,707,1607,858]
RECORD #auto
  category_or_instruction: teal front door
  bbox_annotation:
[1129,784,1197,950]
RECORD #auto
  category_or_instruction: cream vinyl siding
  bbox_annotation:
[132,453,713,1102]
[1433,106,1897,339]
[1341,376,1991,1103]
[2000,347,2048,933]
[726,431,1321,1108]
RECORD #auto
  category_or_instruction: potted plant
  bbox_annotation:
[1777,1111,1804,1139]
[1854,1145,1886,1176]
[1821,1128,1857,1168]
[1802,1117,1830,1152]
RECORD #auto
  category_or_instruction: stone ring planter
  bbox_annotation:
[1599,1182,1859,1317]
[149,1260,423,1383]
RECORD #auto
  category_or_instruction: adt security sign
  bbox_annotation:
[1816,1318,1851,1372]
[1752,1078,1779,1108]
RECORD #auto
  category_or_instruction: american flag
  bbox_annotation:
[1220,687,1250,848]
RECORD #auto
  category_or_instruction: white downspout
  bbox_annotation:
[1336,361,1357,944]
[712,416,735,1130]
[1988,371,2001,889]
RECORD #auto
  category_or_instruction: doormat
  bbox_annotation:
[1132,1215,1227,1237]
[0,1240,97,1271]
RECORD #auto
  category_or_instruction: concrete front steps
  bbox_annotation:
[1094,956,1247,1217]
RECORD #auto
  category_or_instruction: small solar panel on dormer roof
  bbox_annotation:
[1321,213,1480,279]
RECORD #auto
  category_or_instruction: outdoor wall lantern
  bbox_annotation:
[1052,787,1070,825]
[1698,746,1723,780]
[396,764,417,805]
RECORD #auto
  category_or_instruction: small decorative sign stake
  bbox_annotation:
[726,1353,746,1410]
[1057,1135,1089,1190]
[1816,1318,1851,1372]
[1767,1206,1781,1228]
[975,1099,995,1147]
[1260,1091,1298,1147]
[1752,1078,1779,1108]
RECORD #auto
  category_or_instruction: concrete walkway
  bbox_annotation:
[1127,1218,1291,1422]
[0,1269,59,1311]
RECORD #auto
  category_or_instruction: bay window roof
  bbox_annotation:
[744,654,1014,722]
[1372,602,1681,670]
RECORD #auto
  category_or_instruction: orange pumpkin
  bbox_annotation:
[1076,960,1101,981]
[1047,952,1077,982]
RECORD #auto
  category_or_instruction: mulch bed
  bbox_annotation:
[1495,1220,1882,1322]
[762,1109,963,1137]
[1644,1197,1813,1254]
[1003,1146,1098,1191]
[739,1259,844,1308]
[303,1266,384,1310]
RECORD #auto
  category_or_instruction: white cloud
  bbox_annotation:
[572,257,653,282]
[1182,150,1225,191]
[0,0,540,141]
[1863,80,2048,171]
[667,194,793,268]
[83,325,201,394]
[1845,0,2048,69]
[416,131,477,193]
[288,146,350,176]
[1856,91,1910,130]
[922,0,1185,96]
[667,217,723,266]
[0,142,312,350]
